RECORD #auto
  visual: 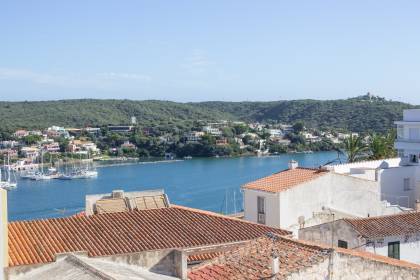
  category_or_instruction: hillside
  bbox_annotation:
[0,95,417,133]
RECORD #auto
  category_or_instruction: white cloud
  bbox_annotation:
[181,49,213,74]
[0,68,151,90]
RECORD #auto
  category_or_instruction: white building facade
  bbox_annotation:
[242,162,403,235]
[395,109,420,164]
[332,158,420,209]
[299,212,420,264]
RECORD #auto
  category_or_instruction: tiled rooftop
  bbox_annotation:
[344,211,420,238]
[8,205,290,267]
[188,235,330,280]
[242,167,329,193]
[189,234,420,279]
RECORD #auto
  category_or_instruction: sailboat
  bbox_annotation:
[1,153,18,190]
[69,152,98,179]
[31,151,52,180]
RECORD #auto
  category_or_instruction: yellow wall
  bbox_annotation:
[0,188,7,269]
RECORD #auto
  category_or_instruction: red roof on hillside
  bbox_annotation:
[242,167,329,193]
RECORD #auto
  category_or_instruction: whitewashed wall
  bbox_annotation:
[243,189,280,227]
[377,166,420,208]
[366,234,420,264]
[331,158,401,174]
[243,172,406,235]
[280,173,387,234]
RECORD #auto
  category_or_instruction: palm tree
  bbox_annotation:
[369,130,397,160]
[344,134,368,162]
[369,134,387,160]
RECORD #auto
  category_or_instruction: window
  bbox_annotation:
[397,125,404,139]
[409,128,420,140]
[409,154,419,163]
[388,241,400,259]
[257,196,265,224]
[338,240,348,249]
[398,150,405,158]
[404,178,411,191]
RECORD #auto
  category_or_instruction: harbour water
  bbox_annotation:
[7,151,341,221]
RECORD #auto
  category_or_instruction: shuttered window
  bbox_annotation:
[388,241,400,259]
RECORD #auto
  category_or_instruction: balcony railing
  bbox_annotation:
[396,138,420,143]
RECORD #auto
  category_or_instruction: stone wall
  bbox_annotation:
[287,251,420,280]
[298,219,365,250]
[100,249,186,279]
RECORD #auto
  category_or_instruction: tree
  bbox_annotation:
[292,122,304,134]
[22,135,42,145]
[368,130,396,160]
[344,134,368,162]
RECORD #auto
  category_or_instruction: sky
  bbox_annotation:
[1,1,420,104]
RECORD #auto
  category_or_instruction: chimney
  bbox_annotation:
[271,253,279,276]
[416,200,420,212]
[288,160,298,170]
[0,189,8,280]
[112,190,124,199]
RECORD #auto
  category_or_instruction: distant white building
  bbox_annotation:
[267,129,283,138]
[202,126,222,136]
[302,132,321,143]
[395,109,420,164]
[242,161,403,235]
[185,131,204,143]
[299,211,420,264]
[46,126,70,139]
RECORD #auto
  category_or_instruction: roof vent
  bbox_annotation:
[288,160,298,170]
[271,254,279,276]
[112,190,124,199]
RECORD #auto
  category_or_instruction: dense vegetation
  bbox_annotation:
[0,94,417,133]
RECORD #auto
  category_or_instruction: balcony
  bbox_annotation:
[396,137,420,143]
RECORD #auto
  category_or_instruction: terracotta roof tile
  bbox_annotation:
[8,205,290,267]
[242,167,329,193]
[188,235,420,280]
[344,211,420,238]
[188,235,331,280]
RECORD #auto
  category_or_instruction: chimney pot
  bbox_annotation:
[415,200,420,212]
[112,190,124,199]
[271,254,279,276]
[288,160,298,170]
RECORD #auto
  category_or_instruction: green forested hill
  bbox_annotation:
[195,95,417,133]
[0,95,417,133]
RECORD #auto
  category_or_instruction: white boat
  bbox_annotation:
[31,172,52,181]
[1,153,18,190]
[30,151,53,180]
[69,169,98,179]
[21,170,37,179]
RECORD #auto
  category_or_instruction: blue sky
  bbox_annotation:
[1,1,419,103]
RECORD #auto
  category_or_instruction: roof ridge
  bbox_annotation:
[344,210,419,222]
[276,236,420,270]
[171,205,292,234]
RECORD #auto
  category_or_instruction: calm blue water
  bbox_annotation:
[7,152,340,221]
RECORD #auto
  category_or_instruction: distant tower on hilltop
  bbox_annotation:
[131,116,137,125]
